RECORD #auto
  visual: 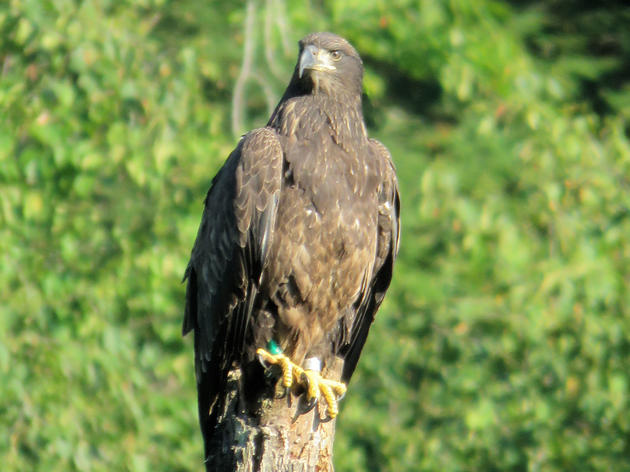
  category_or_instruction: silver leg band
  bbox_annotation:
[303,357,321,372]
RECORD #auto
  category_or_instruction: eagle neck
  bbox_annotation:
[268,93,367,151]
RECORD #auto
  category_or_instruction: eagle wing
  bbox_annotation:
[341,138,400,382]
[183,128,283,432]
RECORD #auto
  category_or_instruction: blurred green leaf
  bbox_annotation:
[1,0,630,471]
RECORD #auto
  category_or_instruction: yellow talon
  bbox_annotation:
[320,380,336,417]
[256,347,347,419]
[313,375,347,418]
[301,369,320,401]
[256,348,295,388]
[278,356,293,388]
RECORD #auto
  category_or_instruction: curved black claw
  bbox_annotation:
[320,412,335,423]
[276,386,290,400]
[297,395,318,415]
[257,352,270,368]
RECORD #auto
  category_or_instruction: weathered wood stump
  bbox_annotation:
[204,358,344,471]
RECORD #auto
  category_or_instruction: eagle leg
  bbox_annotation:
[256,348,347,419]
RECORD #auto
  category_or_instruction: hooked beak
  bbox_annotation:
[299,44,336,78]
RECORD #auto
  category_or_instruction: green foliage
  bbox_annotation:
[2,0,629,470]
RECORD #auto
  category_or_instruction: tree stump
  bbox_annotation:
[203,357,344,471]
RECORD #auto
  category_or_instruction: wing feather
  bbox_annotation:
[182,128,283,447]
[341,138,400,382]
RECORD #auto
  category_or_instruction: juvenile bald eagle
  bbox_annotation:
[183,32,399,459]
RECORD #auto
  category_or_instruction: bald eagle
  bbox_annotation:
[183,32,399,460]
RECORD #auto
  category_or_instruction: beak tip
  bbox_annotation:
[298,45,317,80]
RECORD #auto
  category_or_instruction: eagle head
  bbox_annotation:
[293,32,363,98]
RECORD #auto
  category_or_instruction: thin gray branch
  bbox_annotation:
[232,0,280,136]
[232,0,257,136]
[264,0,288,81]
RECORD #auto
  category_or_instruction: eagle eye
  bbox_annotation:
[330,50,342,61]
